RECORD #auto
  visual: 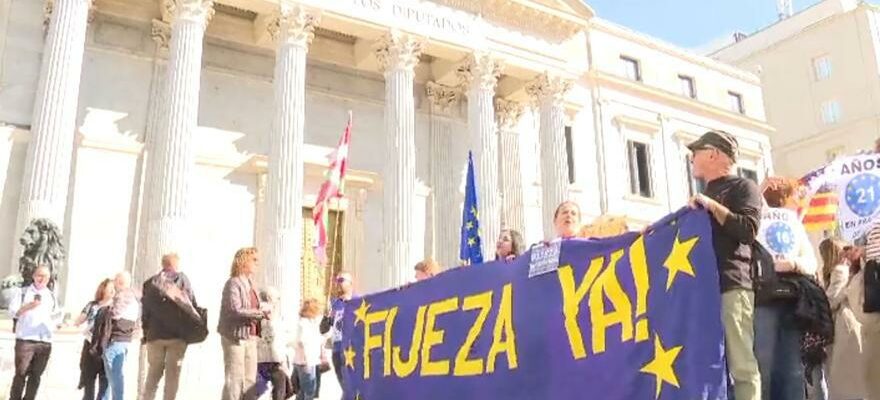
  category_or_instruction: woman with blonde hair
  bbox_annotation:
[495,229,525,262]
[218,247,267,400]
[293,298,324,400]
[414,259,440,281]
[821,238,868,400]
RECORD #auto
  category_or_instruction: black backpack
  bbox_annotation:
[751,241,798,305]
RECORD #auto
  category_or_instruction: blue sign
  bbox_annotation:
[338,208,727,400]
[845,172,880,217]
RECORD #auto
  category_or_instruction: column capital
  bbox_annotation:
[267,5,320,48]
[425,82,462,115]
[151,19,172,52]
[526,72,573,103]
[456,53,503,92]
[495,98,524,131]
[43,0,95,31]
[162,0,215,28]
[374,31,424,73]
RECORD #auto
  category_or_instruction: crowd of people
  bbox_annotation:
[6,129,880,400]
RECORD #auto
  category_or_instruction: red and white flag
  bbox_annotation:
[312,113,352,265]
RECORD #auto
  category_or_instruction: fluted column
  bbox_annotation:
[375,31,423,287]
[264,5,318,317]
[458,53,502,258]
[14,0,93,245]
[527,72,572,239]
[134,19,171,284]
[495,98,526,234]
[144,0,213,272]
[426,82,462,268]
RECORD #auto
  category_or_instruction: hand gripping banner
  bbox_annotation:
[340,208,727,400]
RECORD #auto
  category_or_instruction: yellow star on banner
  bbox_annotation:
[662,233,698,290]
[640,334,683,399]
[354,393,362,400]
[466,221,474,230]
[470,206,478,217]
[467,237,476,247]
[344,345,356,369]
[353,300,370,326]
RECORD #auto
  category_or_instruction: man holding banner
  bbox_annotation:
[687,130,762,400]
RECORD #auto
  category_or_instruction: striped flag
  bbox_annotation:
[312,113,352,265]
[798,164,839,232]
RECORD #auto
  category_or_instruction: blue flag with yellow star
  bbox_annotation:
[340,207,727,400]
[459,151,483,265]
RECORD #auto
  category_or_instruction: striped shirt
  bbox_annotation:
[866,221,880,261]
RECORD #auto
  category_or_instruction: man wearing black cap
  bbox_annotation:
[688,130,762,400]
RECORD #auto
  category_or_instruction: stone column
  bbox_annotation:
[375,31,423,287]
[426,82,462,267]
[495,98,526,234]
[14,0,93,242]
[134,19,171,284]
[0,125,14,214]
[263,5,318,317]
[527,72,572,239]
[458,53,502,258]
[144,0,214,272]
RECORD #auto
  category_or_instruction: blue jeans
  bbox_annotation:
[755,303,805,400]
[294,365,317,400]
[102,342,128,400]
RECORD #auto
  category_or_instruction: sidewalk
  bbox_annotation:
[0,319,343,400]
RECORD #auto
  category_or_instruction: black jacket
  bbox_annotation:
[141,271,205,343]
[789,275,834,366]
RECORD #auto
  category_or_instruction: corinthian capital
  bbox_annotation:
[426,82,462,114]
[495,98,524,131]
[162,0,215,28]
[267,5,320,47]
[374,31,424,73]
[43,0,96,32]
[457,53,503,92]
[526,72,573,103]
[151,19,172,51]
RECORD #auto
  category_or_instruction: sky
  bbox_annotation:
[585,0,822,54]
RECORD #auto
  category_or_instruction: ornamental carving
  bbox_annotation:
[430,0,584,43]
[494,98,524,131]
[425,82,462,114]
[374,31,424,73]
[526,72,573,103]
[267,5,320,47]
[43,0,95,32]
[162,0,215,28]
[457,53,503,92]
[151,19,171,51]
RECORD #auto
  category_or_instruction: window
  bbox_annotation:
[813,56,832,81]
[620,56,642,82]
[821,100,841,124]
[738,167,758,183]
[564,126,575,184]
[685,155,706,196]
[728,91,745,114]
[678,75,696,99]
[627,140,653,198]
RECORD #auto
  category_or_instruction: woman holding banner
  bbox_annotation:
[754,179,818,400]
[553,201,581,239]
[494,229,524,261]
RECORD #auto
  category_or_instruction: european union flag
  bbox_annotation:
[459,152,483,265]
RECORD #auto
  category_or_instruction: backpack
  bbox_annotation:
[751,241,798,305]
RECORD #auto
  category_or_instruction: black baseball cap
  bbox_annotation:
[687,130,739,162]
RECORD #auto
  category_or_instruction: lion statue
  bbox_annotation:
[18,218,64,290]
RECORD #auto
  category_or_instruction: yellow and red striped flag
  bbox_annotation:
[312,113,352,265]
[798,165,839,232]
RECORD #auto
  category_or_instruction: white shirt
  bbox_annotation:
[294,317,324,367]
[7,285,59,343]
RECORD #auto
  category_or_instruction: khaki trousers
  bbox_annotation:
[140,339,187,400]
[221,336,258,400]
[722,289,762,400]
